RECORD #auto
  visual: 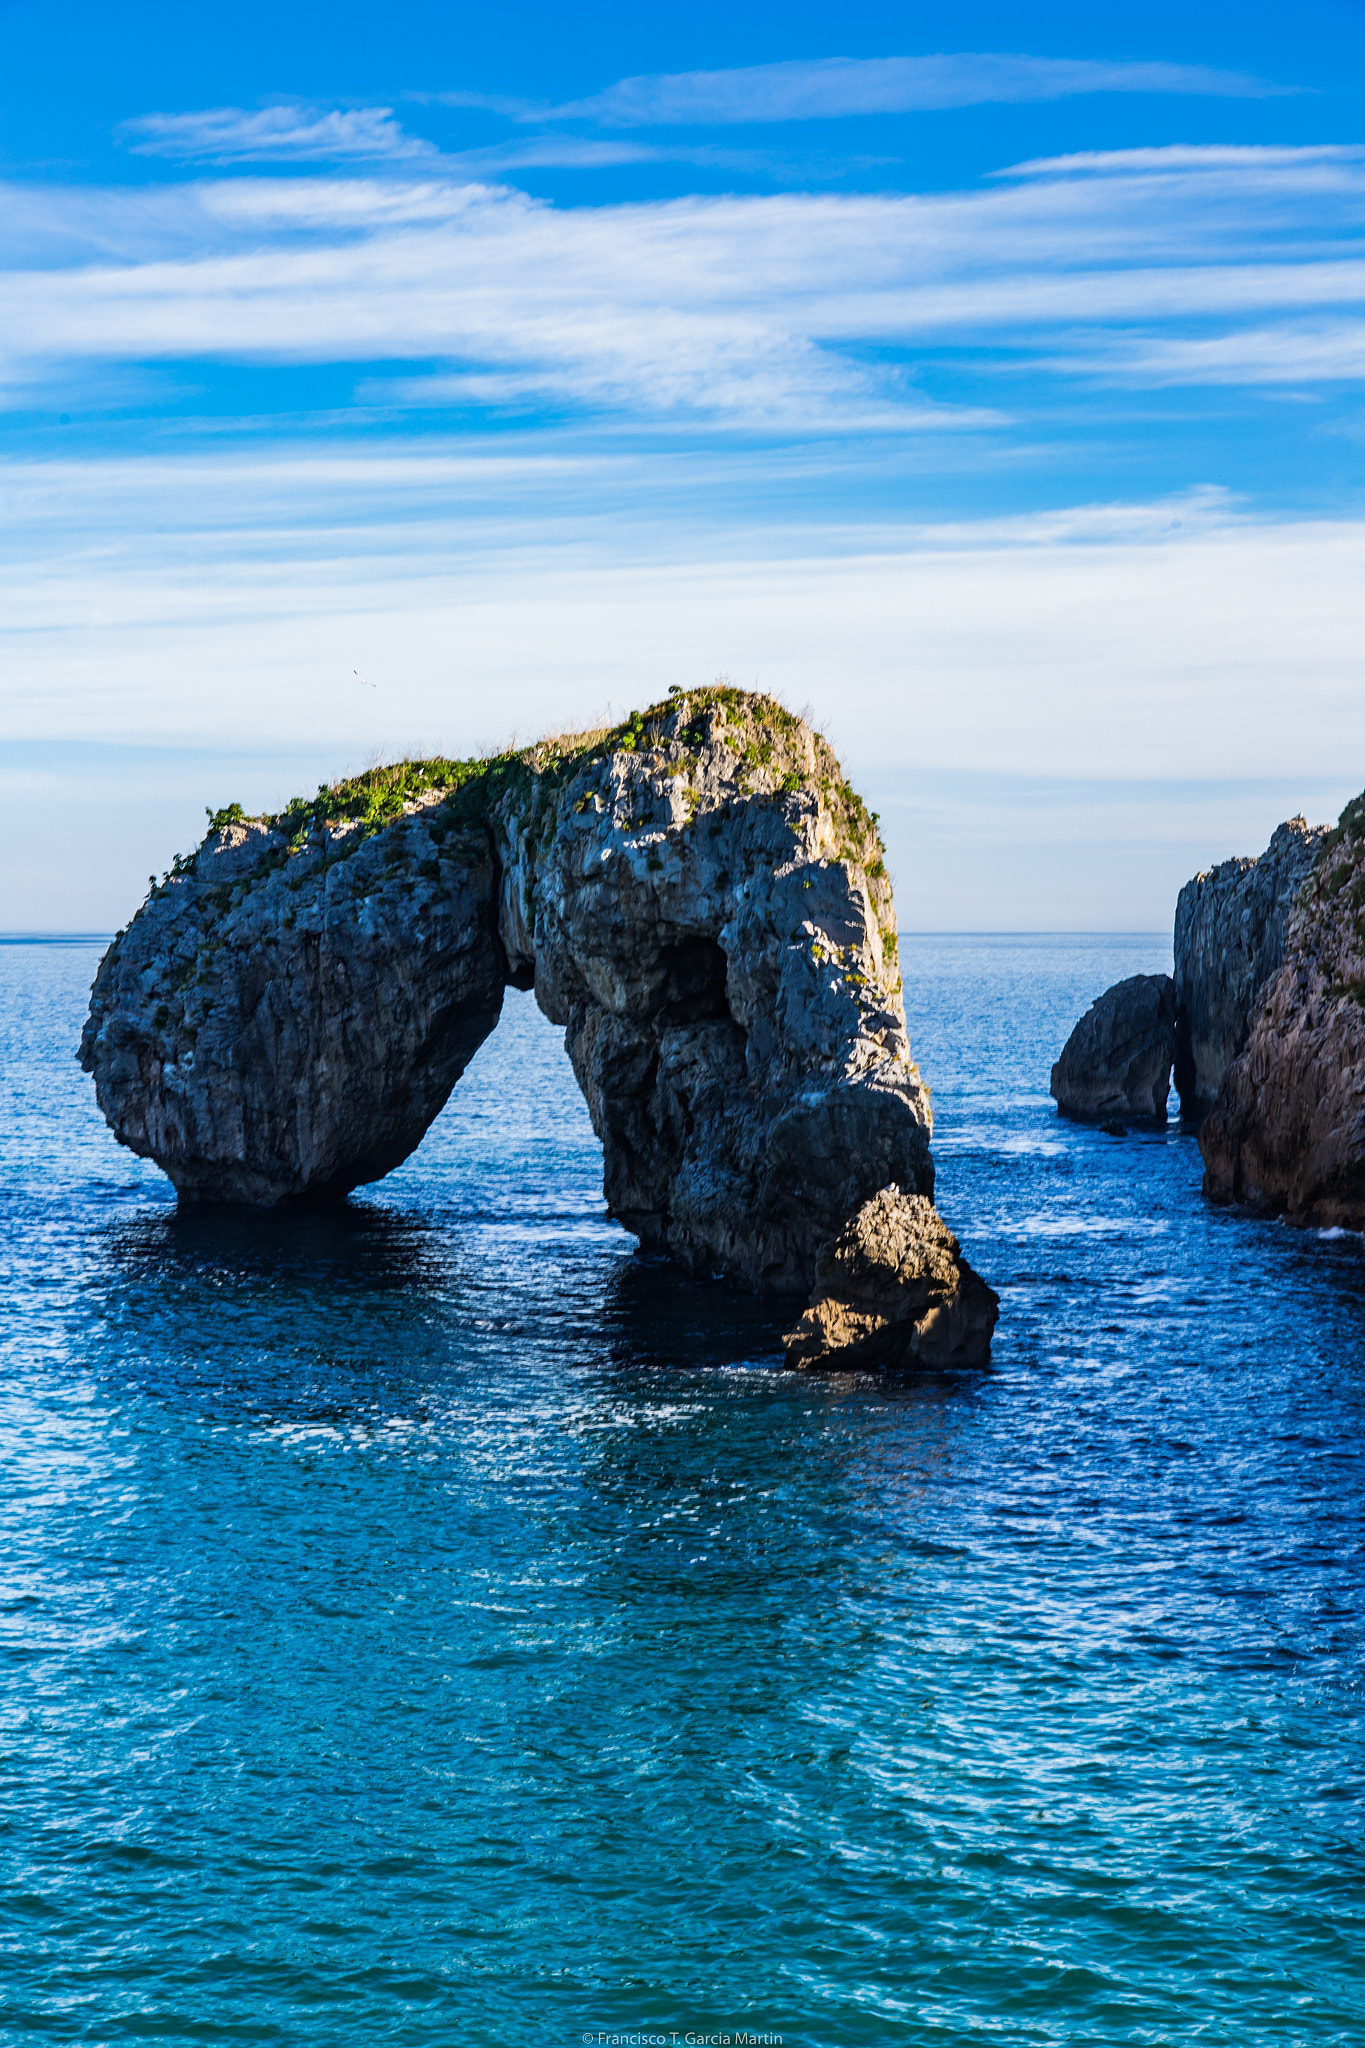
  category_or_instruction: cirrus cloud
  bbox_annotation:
[120,103,439,165]
[438,52,1292,129]
[6,143,1365,431]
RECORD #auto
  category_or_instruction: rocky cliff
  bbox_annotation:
[1049,816,1325,1128]
[1173,817,1326,1116]
[1200,793,1365,1228]
[81,688,944,1302]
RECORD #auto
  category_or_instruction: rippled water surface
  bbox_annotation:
[2,934,1363,2046]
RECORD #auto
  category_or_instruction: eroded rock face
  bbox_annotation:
[1173,817,1326,1116]
[81,690,937,1297]
[1049,974,1177,1124]
[783,1187,998,1371]
[1200,798,1365,1227]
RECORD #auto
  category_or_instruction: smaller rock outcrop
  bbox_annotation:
[783,1187,999,1372]
[1173,817,1326,1116]
[1050,975,1177,1124]
[1200,794,1365,1228]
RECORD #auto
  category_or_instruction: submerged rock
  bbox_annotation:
[783,1187,998,1371]
[1200,794,1365,1228]
[1173,817,1326,1117]
[1049,974,1177,1124]
[81,689,951,1300]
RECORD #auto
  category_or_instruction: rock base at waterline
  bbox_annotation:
[783,1187,999,1372]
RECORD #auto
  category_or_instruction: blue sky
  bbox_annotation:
[5,0,1365,928]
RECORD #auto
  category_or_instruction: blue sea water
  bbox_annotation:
[1,933,1363,2048]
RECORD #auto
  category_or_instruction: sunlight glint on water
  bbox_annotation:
[1,934,1362,2046]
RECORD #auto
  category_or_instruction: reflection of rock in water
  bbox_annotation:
[81,689,994,1363]
[105,1201,454,1295]
[85,1203,470,1429]
[601,1255,790,1375]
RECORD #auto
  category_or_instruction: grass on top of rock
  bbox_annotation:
[124,689,902,1016]
[198,685,888,881]
[1318,786,1365,865]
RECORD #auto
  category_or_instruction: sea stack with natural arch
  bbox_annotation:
[79,687,998,1368]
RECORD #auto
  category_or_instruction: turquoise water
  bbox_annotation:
[2,934,1363,2046]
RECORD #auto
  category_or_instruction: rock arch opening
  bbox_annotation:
[82,689,938,1304]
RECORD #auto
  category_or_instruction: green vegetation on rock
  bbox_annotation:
[204,685,888,877]
[144,688,899,977]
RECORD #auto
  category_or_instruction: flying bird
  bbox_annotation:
[355,669,377,688]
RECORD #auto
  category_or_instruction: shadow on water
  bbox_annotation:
[78,1200,475,1426]
[77,1165,1016,1441]
[600,1254,788,1374]
[78,1199,815,1427]
[102,1195,461,1296]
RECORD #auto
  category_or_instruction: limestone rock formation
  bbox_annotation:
[1173,817,1326,1116]
[1200,794,1365,1228]
[79,810,505,1209]
[1049,974,1177,1124]
[81,689,940,1298]
[783,1187,998,1371]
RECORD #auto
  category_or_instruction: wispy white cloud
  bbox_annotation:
[1003,143,1364,179]
[426,135,828,176]
[116,103,815,183]
[2,450,1361,810]
[525,53,1290,127]
[362,363,992,434]
[4,449,1363,925]
[440,135,661,171]
[4,143,1365,428]
[1061,318,1365,384]
[120,104,439,165]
